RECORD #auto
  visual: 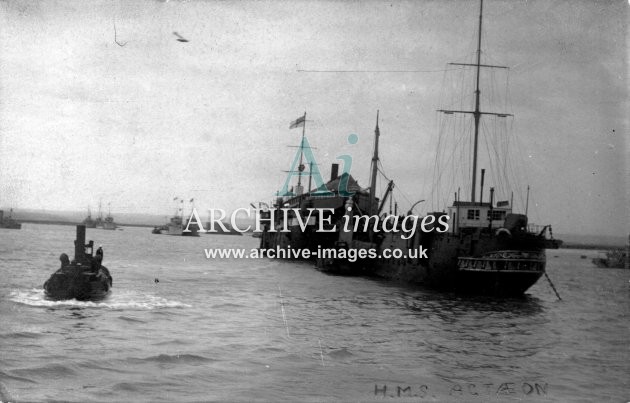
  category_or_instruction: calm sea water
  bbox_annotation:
[0,224,627,402]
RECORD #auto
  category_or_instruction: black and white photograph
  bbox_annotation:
[0,0,627,401]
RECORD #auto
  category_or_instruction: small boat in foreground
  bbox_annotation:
[43,225,112,301]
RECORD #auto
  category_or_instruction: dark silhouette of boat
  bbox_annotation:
[96,202,117,230]
[154,198,200,236]
[0,209,21,229]
[100,214,117,230]
[82,206,97,228]
[43,225,112,301]
[258,0,560,296]
[592,249,628,269]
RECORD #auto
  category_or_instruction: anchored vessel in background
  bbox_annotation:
[90,201,117,230]
[0,209,21,229]
[260,0,560,295]
[82,206,97,228]
[98,202,117,230]
[592,242,629,269]
[152,198,199,236]
[153,214,199,236]
[43,225,112,301]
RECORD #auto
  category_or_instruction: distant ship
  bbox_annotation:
[100,214,117,230]
[166,215,185,235]
[153,198,199,236]
[0,209,21,229]
[592,242,629,269]
[160,215,200,236]
[95,202,117,230]
[82,206,97,228]
[259,0,560,296]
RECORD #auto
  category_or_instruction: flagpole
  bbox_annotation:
[308,161,313,195]
[297,111,307,194]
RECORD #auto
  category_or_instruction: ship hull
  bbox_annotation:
[0,222,21,229]
[453,269,543,295]
[0,210,21,229]
[44,264,112,301]
[262,226,548,296]
[165,225,183,235]
[164,225,199,236]
[367,256,544,296]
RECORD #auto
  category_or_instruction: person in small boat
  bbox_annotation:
[93,254,103,272]
[93,245,104,272]
[59,253,70,268]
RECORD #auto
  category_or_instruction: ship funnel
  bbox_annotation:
[74,225,86,262]
[480,169,485,205]
[330,163,339,181]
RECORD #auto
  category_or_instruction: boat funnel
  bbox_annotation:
[330,163,339,181]
[74,225,86,262]
[480,169,485,205]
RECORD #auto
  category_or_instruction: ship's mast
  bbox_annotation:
[471,0,483,203]
[437,0,511,204]
[297,111,307,194]
[369,111,380,216]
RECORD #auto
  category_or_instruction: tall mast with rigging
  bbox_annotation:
[437,0,512,204]
[369,111,380,216]
[471,0,483,203]
[296,111,307,195]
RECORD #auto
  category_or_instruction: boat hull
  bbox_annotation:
[320,253,545,296]
[0,210,21,229]
[454,268,543,295]
[262,225,549,296]
[44,264,112,301]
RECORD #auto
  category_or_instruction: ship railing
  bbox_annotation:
[527,224,549,235]
[458,256,545,272]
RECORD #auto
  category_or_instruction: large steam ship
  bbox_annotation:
[259,0,560,295]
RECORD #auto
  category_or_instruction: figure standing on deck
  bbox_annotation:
[94,245,104,271]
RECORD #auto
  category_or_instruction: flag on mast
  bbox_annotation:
[289,115,305,129]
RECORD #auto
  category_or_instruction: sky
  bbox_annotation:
[0,0,627,237]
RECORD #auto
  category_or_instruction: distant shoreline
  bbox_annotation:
[13,219,627,250]
[16,219,155,228]
[560,243,627,251]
